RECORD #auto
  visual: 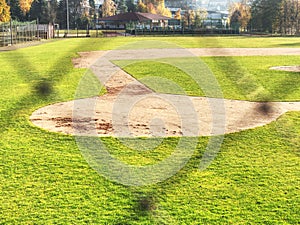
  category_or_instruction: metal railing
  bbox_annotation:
[0,20,53,47]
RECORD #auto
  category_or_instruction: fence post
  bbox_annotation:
[10,19,13,45]
[36,18,40,40]
[1,24,4,47]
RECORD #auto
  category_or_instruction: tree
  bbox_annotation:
[137,0,146,12]
[0,0,10,22]
[146,2,156,13]
[28,0,48,22]
[182,10,195,28]
[29,0,58,23]
[56,0,92,29]
[156,1,171,16]
[88,0,96,27]
[194,8,207,28]
[19,0,34,14]
[126,0,136,12]
[56,0,66,28]
[117,0,127,13]
[229,1,251,31]
[276,0,300,34]
[250,0,282,33]
[101,0,116,17]
[68,0,83,28]
[79,0,92,29]
[8,0,25,21]
[137,0,171,16]
[174,8,181,20]
[230,9,241,30]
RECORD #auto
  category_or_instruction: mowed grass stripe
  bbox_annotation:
[0,38,299,224]
[118,56,300,101]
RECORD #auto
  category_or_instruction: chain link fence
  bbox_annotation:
[0,20,53,47]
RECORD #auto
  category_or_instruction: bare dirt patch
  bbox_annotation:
[30,48,300,137]
[73,48,300,69]
[72,51,106,68]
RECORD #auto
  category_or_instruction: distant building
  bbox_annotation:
[98,12,172,30]
[165,0,239,29]
[165,0,240,12]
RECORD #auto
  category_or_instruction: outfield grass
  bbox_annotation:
[117,56,300,101]
[0,38,299,224]
[24,36,300,51]
[61,36,300,50]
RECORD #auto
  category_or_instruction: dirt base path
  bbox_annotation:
[30,48,300,137]
[72,48,300,68]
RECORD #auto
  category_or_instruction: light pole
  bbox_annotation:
[66,0,69,34]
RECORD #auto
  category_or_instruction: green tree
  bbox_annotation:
[56,0,91,29]
[117,0,127,13]
[230,9,241,30]
[276,0,300,34]
[56,0,66,28]
[126,0,136,12]
[28,0,48,22]
[88,0,96,28]
[29,0,57,23]
[9,0,26,21]
[250,0,282,33]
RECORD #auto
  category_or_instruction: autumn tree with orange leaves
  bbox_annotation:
[18,0,34,14]
[137,0,171,16]
[0,0,35,21]
[0,0,10,22]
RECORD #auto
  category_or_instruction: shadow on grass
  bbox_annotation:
[118,137,208,222]
[120,38,300,222]
[279,42,300,47]
[0,41,88,135]
[1,37,299,224]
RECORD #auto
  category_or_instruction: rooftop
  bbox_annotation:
[99,12,172,23]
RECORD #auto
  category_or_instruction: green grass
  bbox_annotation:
[117,56,300,101]
[16,36,300,51]
[52,36,300,49]
[0,38,299,224]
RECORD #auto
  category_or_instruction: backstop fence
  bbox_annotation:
[0,20,53,47]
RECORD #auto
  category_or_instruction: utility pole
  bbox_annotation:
[66,0,69,34]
